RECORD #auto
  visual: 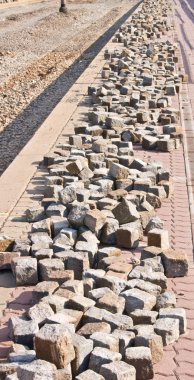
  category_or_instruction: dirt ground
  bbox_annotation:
[0,0,139,174]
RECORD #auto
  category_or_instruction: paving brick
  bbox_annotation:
[175,362,194,377]
[154,353,177,377]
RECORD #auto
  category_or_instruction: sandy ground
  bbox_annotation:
[0,0,139,174]
[0,0,130,85]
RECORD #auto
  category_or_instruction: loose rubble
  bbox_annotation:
[0,0,189,379]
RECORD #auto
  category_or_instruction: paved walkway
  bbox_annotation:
[0,1,194,379]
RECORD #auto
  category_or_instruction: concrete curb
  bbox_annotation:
[179,87,194,211]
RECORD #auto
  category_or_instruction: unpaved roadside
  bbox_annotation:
[0,0,139,174]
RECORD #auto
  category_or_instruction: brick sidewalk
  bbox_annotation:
[0,1,194,379]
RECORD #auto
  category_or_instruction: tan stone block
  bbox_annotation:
[35,324,75,369]
[148,228,169,249]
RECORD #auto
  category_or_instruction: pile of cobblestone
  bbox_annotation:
[0,0,189,379]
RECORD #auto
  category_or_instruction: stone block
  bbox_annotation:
[33,248,53,260]
[0,238,14,252]
[32,218,51,235]
[13,240,31,256]
[57,365,72,380]
[130,310,158,325]
[116,225,139,249]
[96,275,127,294]
[145,217,164,235]
[142,272,167,291]
[148,229,169,249]
[154,317,179,345]
[161,249,188,277]
[106,116,126,132]
[83,269,105,283]
[115,179,133,192]
[159,308,187,334]
[109,163,129,180]
[68,204,89,227]
[156,291,176,310]
[89,347,121,373]
[102,310,133,331]
[65,252,90,281]
[66,160,83,175]
[157,139,175,152]
[112,330,135,357]
[148,186,167,199]
[44,269,73,284]
[0,251,20,270]
[125,347,153,380]
[101,218,119,245]
[88,287,112,302]
[28,303,54,326]
[108,189,128,201]
[61,279,84,295]
[11,258,38,286]
[13,320,39,349]
[51,215,69,237]
[96,247,121,262]
[41,294,69,312]
[59,186,77,205]
[142,136,158,150]
[71,334,93,377]
[84,210,106,234]
[112,199,140,225]
[141,246,163,260]
[67,295,95,312]
[127,277,162,296]
[30,232,52,247]
[38,259,64,282]
[44,312,77,329]
[77,322,111,338]
[141,256,164,273]
[100,361,136,380]
[134,179,152,193]
[54,288,75,299]
[135,333,163,364]
[46,203,67,218]
[97,292,125,314]
[90,332,119,352]
[8,316,28,340]
[32,281,59,303]
[35,324,75,369]
[8,350,36,364]
[59,309,83,328]
[78,167,94,181]
[84,278,94,297]
[76,189,90,203]
[75,370,105,380]
[108,262,133,275]
[146,193,161,209]
[98,256,126,271]
[92,139,108,153]
[69,135,82,148]
[121,288,156,314]
[0,363,18,380]
[26,207,45,222]
[17,360,58,380]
